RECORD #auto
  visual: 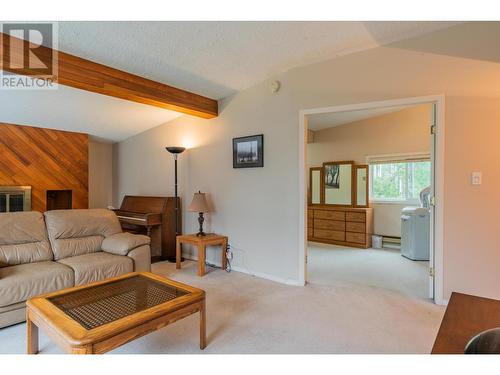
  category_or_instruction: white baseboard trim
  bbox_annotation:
[181,252,305,287]
[231,265,305,286]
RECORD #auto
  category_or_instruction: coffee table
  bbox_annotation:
[26,272,206,354]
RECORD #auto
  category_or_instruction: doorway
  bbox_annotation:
[298,95,445,304]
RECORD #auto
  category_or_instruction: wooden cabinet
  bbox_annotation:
[314,219,345,231]
[314,210,345,221]
[314,229,345,241]
[307,205,373,249]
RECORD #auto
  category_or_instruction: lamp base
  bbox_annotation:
[196,212,206,237]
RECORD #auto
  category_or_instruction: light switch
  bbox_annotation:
[472,172,482,185]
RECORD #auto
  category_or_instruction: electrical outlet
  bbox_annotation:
[472,172,482,185]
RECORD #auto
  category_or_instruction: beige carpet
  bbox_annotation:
[308,243,430,300]
[0,258,444,354]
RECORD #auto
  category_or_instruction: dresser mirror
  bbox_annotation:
[354,165,369,207]
[309,161,370,207]
[323,161,354,206]
[309,167,322,204]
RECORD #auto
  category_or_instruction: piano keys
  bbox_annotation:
[113,196,180,263]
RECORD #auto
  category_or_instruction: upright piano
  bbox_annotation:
[113,196,181,263]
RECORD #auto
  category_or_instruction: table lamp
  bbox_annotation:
[188,191,210,236]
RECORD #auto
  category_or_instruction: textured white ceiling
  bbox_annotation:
[58,21,459,99]
[0,85,182,142]
[0,21,460,142]
[307,105,413,131]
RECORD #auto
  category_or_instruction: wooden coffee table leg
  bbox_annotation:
[200,299,206,350]
[221,238,228,271]
[26,313,39,354]
[71,345,93,354]
[176,238,181,269]
[198,244,206,276]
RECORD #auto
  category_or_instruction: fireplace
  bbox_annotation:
[0,186,32,212]
[46,190,72,211]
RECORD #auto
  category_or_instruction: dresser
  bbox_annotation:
[308,205,374,248]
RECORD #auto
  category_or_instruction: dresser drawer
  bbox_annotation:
[314,229,345,241]
[346,211,365,222]
[346,222,365,233]
[308,217,313,228]
[314,219,345,231]
[308,209,314,219]
[314,210,345,221]
[346,232,366,244]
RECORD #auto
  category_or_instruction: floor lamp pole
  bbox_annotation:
[174,154,179,236]
[165,146,186,262]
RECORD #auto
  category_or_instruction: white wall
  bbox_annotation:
[89,140,113,209]
[114,33,500,299]
[372,203,410,237]
[114,88,301,283]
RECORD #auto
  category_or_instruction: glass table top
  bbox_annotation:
[49,275,188,330]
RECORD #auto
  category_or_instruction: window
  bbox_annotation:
[369,160,431,203]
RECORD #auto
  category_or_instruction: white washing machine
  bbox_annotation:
[400,207,430,261]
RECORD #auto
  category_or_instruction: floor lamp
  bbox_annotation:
[165,146,185,262]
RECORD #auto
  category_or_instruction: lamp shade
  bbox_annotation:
[188,192,210,213]
[165,146,186,154]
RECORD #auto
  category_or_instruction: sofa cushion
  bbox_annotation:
[0,301,26,328]
[57,252,133,286]
[101,233,150,256]
[0,211,53,266]
[0,261,74,307]
[44,209,122,260]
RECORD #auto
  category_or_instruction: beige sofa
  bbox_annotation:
[0,209,151,328]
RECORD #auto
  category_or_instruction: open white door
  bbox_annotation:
[429,103,436,300]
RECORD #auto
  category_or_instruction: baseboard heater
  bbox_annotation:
[382,236,401,250]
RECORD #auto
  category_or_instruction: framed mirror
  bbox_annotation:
[322,161,354,206]
[354,165,369,207]
[309,167,322,204]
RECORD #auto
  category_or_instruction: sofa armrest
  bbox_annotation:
[128,245,151,272]
[101,233,150,256]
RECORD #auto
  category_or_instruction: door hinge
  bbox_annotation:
[431,125,436,135]
[429,267,435,277]
[430,196,436,206]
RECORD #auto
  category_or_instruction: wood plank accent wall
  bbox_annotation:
[0,123,88,211]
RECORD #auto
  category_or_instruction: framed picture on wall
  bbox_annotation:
[232,134,264,168]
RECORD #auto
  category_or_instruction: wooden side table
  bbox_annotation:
[176,234,228,276]
[432,292,500,354]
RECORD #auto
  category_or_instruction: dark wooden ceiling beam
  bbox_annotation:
[0,33,218,119]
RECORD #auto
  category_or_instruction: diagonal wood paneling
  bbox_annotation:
[0,123,88,211]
